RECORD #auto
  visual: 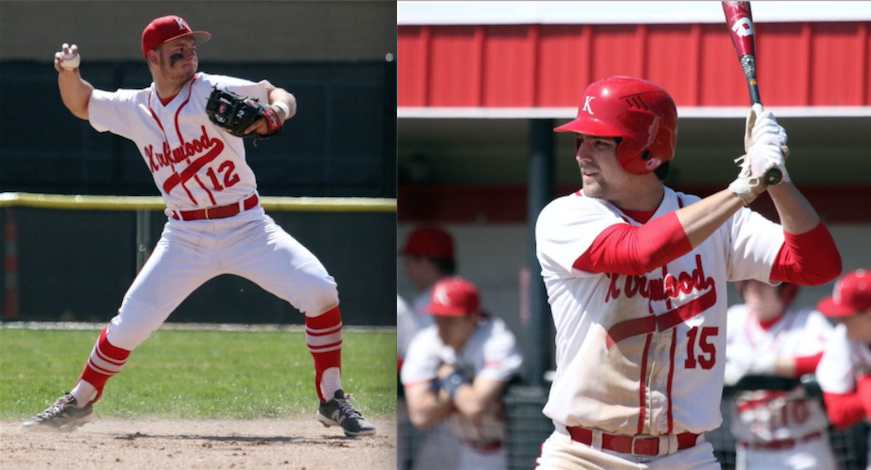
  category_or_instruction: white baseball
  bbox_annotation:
[61,52,80,70]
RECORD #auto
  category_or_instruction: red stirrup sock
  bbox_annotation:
[305,306,343,402]
[76,325,131,404]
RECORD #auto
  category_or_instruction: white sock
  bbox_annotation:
[320,367,342,400]
[70,380,97,407]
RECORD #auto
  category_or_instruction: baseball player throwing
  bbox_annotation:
[815,269,871,470]
[21,15,375,437]
[534,76,841,469]
[725,281,836,470]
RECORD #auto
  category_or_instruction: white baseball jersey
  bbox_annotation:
[90,72,269,212]
[399,289,434,358]
[86,72,339,351]
[402,316,523,445]
[816,323,871,394]
[536,187,784,436]
[726,305,833,443]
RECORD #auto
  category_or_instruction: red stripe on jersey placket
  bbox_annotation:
[174,76,216,205]
[636,332,653,435]
[666,328,678,434]
[194,175,217,206]
[148,94,198,206]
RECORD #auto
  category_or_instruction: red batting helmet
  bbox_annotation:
[555,76,678,175]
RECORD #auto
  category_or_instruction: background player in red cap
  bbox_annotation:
[21,15,375,437]
[398,226,462,469]
[402,276,523,470]
[400,225,457,321]
[534,76,841,469]
[724,281,836,470]
[815,269,871,469]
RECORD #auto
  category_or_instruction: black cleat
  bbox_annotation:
[21,392,94,432]
[316,389,376,437]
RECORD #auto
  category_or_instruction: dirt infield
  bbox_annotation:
[1,417,396,469]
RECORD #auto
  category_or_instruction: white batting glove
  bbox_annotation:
[724,345,777,386]
[743,104,791,184]
[745,104,788,152]
[729,131,790,205]
[744,138,790,183]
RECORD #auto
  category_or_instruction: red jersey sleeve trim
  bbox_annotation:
[770,222,841,285]
[822,390,867,428]
[573,212,693,275]
[793,352,823,376]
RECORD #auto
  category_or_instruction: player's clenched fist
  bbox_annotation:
[743,104,790,182]
[729,106,791,205]
[54,43,81,73]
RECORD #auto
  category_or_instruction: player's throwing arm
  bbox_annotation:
[53,43,93,120]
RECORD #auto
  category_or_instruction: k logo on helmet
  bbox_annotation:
[582,96,596,115]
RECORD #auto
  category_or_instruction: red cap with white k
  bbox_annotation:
[817,269,871,317]
[141,15,211,59]
[426,277,480,317]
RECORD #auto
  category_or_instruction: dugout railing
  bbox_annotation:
[398,376,869,470]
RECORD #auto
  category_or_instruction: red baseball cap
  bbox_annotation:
[400,226,454,259]
[817,269,871,317]
[141,15,211,59]
[427,277,480,317]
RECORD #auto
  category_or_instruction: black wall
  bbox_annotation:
[0,60,397,198]
[0,208,396,326]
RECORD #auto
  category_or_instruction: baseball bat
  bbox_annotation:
[722,1,782,185]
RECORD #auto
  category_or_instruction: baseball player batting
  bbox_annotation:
[533,76,841,469]
[21,15,375,437]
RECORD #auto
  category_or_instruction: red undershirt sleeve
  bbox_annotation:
[822,389,868,429]
[572,212,693,275]
[792,352,823,376]
[769,222,841,285]
[857,374,871,419]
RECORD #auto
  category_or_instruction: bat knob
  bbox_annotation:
[763,168,782,186]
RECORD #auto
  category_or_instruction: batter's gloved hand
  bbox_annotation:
[724,344,776,386]
[729,128,790,206]
[206,86,283,142]
[744,104,788,153]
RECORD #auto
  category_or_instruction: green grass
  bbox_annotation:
[0,328,396,420]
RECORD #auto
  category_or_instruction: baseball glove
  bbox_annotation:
[206,86,283,141]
